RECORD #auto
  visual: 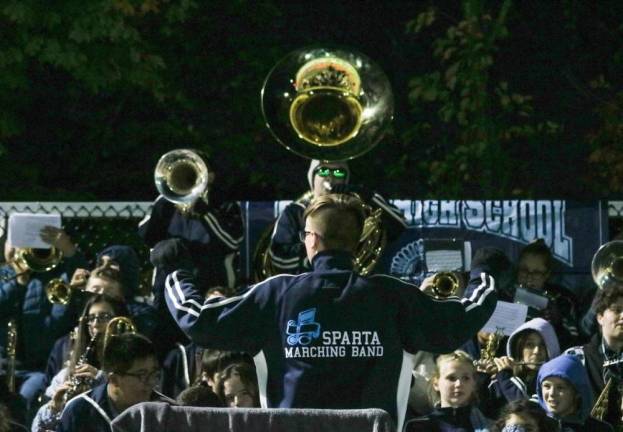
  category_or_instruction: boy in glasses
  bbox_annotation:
[57,332,173,432]
[267,159,406,275]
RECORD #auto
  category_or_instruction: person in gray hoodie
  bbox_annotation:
[537,354,612,432]
[483,318,560,416]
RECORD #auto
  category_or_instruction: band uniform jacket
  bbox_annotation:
[57,382,174,432]
[268,192,407,275]
[165,250,497,431]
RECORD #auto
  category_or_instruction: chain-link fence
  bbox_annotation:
[0,202,153,294]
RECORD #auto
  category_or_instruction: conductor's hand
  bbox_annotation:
[150,238,193,273]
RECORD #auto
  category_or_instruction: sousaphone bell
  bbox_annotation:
[256,47,394,279]
[592,240,623,289]
[261,46,394,160]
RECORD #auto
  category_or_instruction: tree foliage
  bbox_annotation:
[0,0,622,200]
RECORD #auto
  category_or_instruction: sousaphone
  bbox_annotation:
[255,47,395,280]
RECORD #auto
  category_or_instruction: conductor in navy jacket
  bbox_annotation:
[155,193,498,431]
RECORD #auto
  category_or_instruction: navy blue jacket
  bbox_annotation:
[44,334,72,387]
[138,195,243,290]
[138,196,243,355]
[165,250,496,431]
[160,342,202,399]
[57,382,172,432]
[0,253,86,370]
[404,405,491,432]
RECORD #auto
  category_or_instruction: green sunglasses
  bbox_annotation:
[314,167,347,179]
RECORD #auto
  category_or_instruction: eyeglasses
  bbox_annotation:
[121,369,162,385]
[298,230,322,242]
[86,312,114,324]
[314,167,347,179]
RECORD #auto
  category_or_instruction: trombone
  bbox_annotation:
[104,316,137,348]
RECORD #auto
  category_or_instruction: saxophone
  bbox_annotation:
[6,319,17,393]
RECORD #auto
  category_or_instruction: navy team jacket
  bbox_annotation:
[165,250,497,431]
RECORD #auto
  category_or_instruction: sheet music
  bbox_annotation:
[425,250,463,272]
[8,213,61,248]
[480,301,528,336]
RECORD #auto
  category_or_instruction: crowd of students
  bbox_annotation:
[0,159,621,432]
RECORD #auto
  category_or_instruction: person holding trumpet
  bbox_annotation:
[0,224,86,419]
[138,149,244,355]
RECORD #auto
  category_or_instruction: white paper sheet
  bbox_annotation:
[8,213,61,248]
[480,301,528,336]
[425,250,463,272]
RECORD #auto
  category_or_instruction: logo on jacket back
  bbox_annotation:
[286,308,321,346]
[284,308,384,359]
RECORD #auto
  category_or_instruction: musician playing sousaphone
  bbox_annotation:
[258,47,407,278]
[267,159,407,276]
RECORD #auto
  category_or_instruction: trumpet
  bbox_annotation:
[431,272,460,298]
[45,278,89,305]
[1,247,63,281]
[154,149,209,214]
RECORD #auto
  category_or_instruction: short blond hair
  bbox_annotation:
[303,194,365,252]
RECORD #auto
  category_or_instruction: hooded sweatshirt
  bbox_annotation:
[537,355,612,432]
[95,245,159,345]
[484,318,560,418]
[96,245,140,299]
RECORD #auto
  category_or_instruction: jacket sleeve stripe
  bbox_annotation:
[462,273,495,312]
[166,271,288,316]
[166,271,247,317]
[203,212,242,250]
[267,249,300,266]
[510,376,528,396]
[77,394,113,425]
